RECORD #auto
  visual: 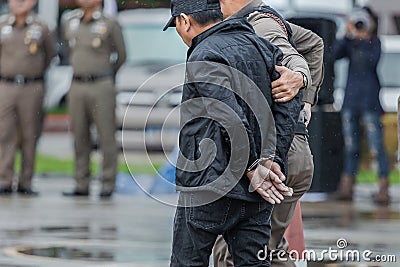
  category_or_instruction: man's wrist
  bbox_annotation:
[304,102,312,108]
[247,157,270,172]
[247,159,261,172]
[298,71,308,90]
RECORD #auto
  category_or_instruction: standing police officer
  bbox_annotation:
[0,0,55,196]
[62,0,126,198]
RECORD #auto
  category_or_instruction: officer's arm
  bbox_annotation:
[59,15,71,66]
[43,25,56,69]
[289,22,324,106]
[260,41,301,175]
[111,21,126,72]
[251,15,311,93]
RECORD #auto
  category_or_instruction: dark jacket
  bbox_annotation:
[176,18,301,202]
[333,36,383,113]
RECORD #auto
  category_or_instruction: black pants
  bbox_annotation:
[170,192,274,267]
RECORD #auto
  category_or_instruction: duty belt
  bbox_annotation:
[73,72,113,83]
[0,74,44,85]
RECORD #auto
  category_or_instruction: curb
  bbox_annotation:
[43,114,70,133]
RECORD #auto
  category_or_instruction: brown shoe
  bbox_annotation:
[334,175,355,201]
[373,178,390,206]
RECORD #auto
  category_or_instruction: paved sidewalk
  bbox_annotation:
[0,176,176,267]
[302,186,400,267]
[0,176,399,267]
[2,132,395,266]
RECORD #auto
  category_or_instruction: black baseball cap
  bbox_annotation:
[163,0,221,31]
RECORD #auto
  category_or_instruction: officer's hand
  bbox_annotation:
[271,66,303,103]
[304,103,312,126]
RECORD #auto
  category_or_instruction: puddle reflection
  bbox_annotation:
[3,225,118,240]
[17,245,170,263]
[23,246,114,262]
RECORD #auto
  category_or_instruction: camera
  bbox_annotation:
[349,10,371,32]
[354,19,368,30]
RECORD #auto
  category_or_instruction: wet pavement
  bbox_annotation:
[0,176,399,267]
[0,132,398,266]
[0,176,177,267]
[302,191,400,267]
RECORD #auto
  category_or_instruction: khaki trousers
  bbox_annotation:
[68,78,117,192]
[0,81,44,188]
[213,134,314,267]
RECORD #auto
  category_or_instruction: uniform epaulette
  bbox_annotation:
[0,14,10,24]
[62,8,84,22]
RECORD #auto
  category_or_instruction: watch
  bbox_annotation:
[300,72,308,89]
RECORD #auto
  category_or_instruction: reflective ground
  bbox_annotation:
[302,185,400,267]
[0,176,398,267]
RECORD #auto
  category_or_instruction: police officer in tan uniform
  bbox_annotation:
[0,0,55,196]
[62,0,126,198]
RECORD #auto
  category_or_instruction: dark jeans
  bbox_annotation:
[170,192,274,267]
[341,109,389,178]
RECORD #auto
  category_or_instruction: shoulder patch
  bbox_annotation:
[62,8,84,22]
[0,14,10,25]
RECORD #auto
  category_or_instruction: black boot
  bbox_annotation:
[17,186,39,197]
[0,186,12,196]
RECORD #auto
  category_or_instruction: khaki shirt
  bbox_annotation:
[289,23,324,105]
[0,13,55,77]
[229,0,324,105]
[63,9,126,75]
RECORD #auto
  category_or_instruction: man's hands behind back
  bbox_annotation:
[247,159,293,204]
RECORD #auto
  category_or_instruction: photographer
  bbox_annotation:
[346,9,374,39]
[333,9,390,205]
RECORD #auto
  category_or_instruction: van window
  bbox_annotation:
[122,25,187,65]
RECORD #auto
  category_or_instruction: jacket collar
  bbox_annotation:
[78,8,103,22]
[187,18,254,57]
[228,0,264,19]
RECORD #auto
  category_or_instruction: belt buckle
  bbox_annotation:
[82,75,93,82]
[14,74,25,85]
